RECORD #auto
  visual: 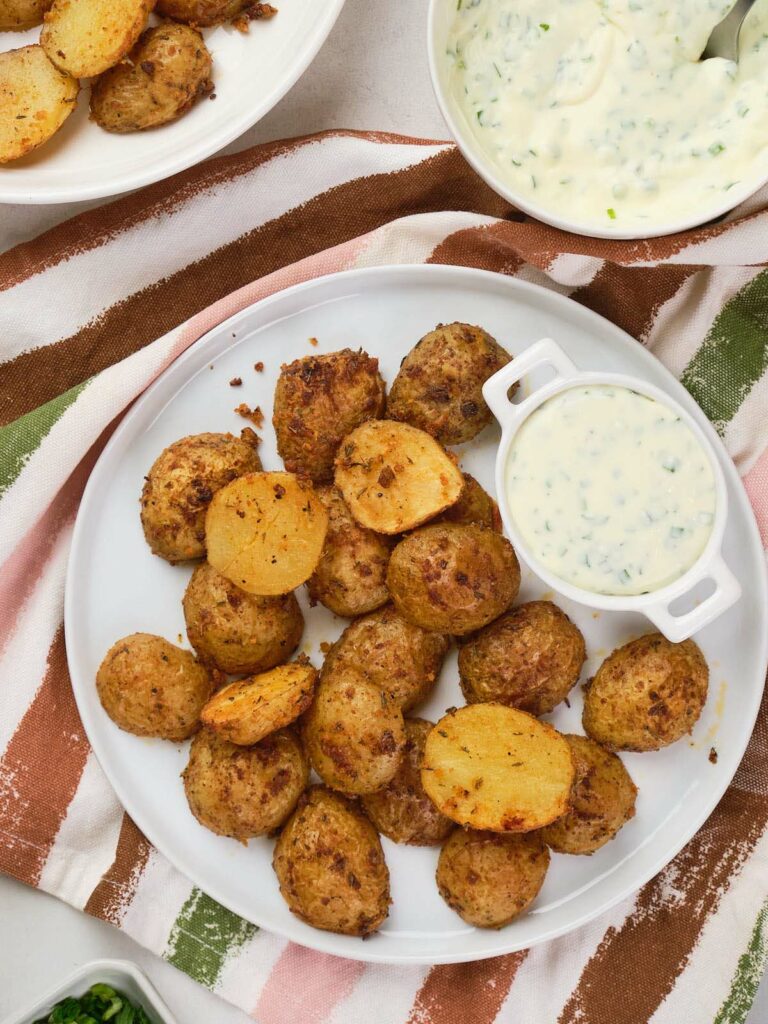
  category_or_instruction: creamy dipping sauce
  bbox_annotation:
[446,0,768,229]
[505,385,716,595]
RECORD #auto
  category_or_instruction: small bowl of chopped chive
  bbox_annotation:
[5,960,179,1024]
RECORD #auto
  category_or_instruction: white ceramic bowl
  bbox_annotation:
[427,0,768,239]
[483,337,742,642]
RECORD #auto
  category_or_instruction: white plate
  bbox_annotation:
[65,264,768,964]
[0,0,344,204]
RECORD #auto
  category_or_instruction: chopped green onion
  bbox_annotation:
[607,207,617,220]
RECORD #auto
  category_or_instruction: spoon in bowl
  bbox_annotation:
[701,0,758,61]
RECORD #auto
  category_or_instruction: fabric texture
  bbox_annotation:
[1,129,767,1024]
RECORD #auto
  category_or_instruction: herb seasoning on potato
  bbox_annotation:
[0,45,77,164]
[41,0,154,79]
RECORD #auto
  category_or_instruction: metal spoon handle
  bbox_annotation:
[702,0,758,61]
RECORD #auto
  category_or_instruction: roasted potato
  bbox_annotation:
[183,562,303,675]
[334,420,463,534]
[306,485,392,617]
[183,727,308,842]
[361,718,454,845]
[0,46,77,164]
[386,523,520,635]
[436,829,549,928]
[0,0,52,30]
[96,633,213,741]
[433,473,501,532]
[140,431,261,564]
[90,23,212,133]
[303,671,405,795]
[322,604,449,711]
[200,660,317,746]
[583,633,709,752]
[41,0,153,78]
[205,471,328,596]
[421,704,575,832]
[273,348,386,483]
[273,786,390,936]
[155,0,244,25]
[541,734,637,855]
[458,601,586,715]
[387,323,511,445]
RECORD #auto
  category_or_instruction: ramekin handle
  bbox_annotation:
[643,553,742,643]
[482,337,580,427]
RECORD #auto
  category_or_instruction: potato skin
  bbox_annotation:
[90,24,213,134]
[459,601,586,715]
[183,727,308,842]
[155,0,244,26]
[386,524,520,636]
[273,348,386,482]
[140,431,261,564]
[0,46,77,164]
[273,786,390,936]
[41,0,154,79]
[0,0,52,31]
[96,633,212,741]
[362,719,454,846]
[306,485,391,617]
[303,671,405,795]
[583,633,708,752]
[387,323,511,446]
[183,562,303,675]
[433,473,501,532]
[541,734,637,855]
[322,604,449,711]
[436,829,550,928]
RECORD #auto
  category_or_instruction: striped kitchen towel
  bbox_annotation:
[1,130,767,1024]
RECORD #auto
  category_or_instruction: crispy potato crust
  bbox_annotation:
[90,23,213,133]
[96,633,212,741]
[0,0,52,31]
[155,0,245,25]
[386,523,520,635]
[321,604,449,711]
[306,484,392,617]
[41,0,153,78]
[386,322,511,445]
[200,661,318,746]
[140,431,262,564]
[0,46,77,163]
[273,348,386,483]
[433,473,501,532]
[458,601,586,715]
[436,829,550,928]
[183,727,308,842]
[362,718,455,845]
[583,633,709,751]
[421,704,575,832]
[273,786,391,936]
[541,734,637,855]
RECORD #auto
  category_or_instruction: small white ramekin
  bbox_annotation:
[482,338,741,642]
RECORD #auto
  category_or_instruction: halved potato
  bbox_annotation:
[421,704,575,832]
[0,0,52,30]
[334,420,463,534]
[41,0,153,78]
[205,472,329,596]
[0,46,77,164]
[200,660,318,746]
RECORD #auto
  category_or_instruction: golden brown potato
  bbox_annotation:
[205,472,328,596]
[0,46,77,164]
[273,786,390,936]
[322,604,449,711]
[583,633,709,752]
[433,473,501,532]
[303,671,405,795]
[0,0,52,30]
[436,829,550,928]
[387,323,511,445]
[183,727,308,842]
[361,719,454,846]
[386,523,520,636]
[96,633,213,741]
[155,0,244,25]
[306,485,391,617]
[140,431,261,564]
[273,348,386,483]
[421,704,575,832]
[90,23,212,134]
[334,420,464,535]
[458,601,586,715]
[41,0,153,78]
[540,734,637,855]
[183,563,303,675]
[200,661,317,746]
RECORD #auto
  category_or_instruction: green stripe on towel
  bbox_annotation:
[714,900,768,1024]
[165,887,257,988]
